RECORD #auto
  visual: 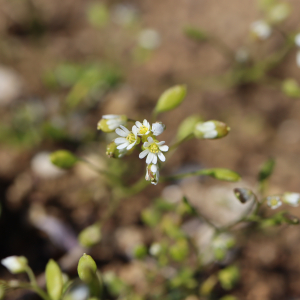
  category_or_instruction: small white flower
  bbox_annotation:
[152,122,165,136]
[250,20,272,40]
[149,243,161,256]
[102,115,126,130]
[267,195,282,209]
[115,125,139,150]
[195,121,218,139]
[1,256,28,274]
[145,163,160,185]
[138,29,161,50]
[139,137,169,164]
[133,119,151,136]
[295,34,300,47]
[296,50,300,68]
[282,192,300,207]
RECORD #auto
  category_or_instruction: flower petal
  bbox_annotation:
[147,136,154,143]
[146,152,154,164]
[159,145,169,152]
[139,149,150,159]
[136,121,142,128]
[119,125,130,133]
[132,125,138,135]
[158,151,165,162]
[157,141,165,145]
[115,137,127,144]
[117,142,129,149]
[127,143,135,150]
[152,154,158,164]
[115,128,128,137]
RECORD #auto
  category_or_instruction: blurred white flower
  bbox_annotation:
[152,122,165,136]
[112,4,138,26]
[133,119,151,136]
[115,125,139,150]
[195,121,218,139]
[139,137,169,164]
[282,192,300,207]
[267,195,282,209]
[149,243,161,256]
[138,29,161,50]
[250,20,272,40]
[295,34,300,47]
[235,48,249,63]
[1,256,28,274]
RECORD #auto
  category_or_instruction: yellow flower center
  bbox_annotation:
[126,133,136,143]
[139,125,149,135]
[270,198,279,206]
[149,143,159,153]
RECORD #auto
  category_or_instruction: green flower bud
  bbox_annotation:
[133,245,147,259]
[1,256,28,274]
[218,265,239,290]
[194,120,230,139]
[282,79,300,98]
[78,225,102,248]
[202,168,241,182]
[97,115,127,133]
[267,3,290,24]
[106,142,126,158]
[234,188,256,204]
[154,85,187,114]
[50,150,78,169]
[45,259,63,300]
[77,254,97,283]
[176,115,203,141]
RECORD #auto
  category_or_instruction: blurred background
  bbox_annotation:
[1,0,300,299]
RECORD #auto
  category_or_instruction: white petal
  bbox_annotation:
[127,142,135,150]
[157,141,165,146]
[295,33,300,47]
[117,142,129,149]
[132,125,138,135]
[146,152,154,164]
[143,119,149,127]
[103,114,118,119]
[152,154,158,164]
[159,145,169,152]
[119,125,130,133]
[150,164,158,173]
[115,137,127,144]
[139,149,150,159]
[152,123,165,136]
[158,151,165,162]
[143,142,149,147]
[136,121,142,128]
[115,128,128,137]
[203,130,218,139]
[147,136,154,143]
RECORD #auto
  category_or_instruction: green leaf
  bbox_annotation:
[154,85,187,114]
[183,26,208,42]
[258,158,275,182]
[133,245,147,259]
[202,168,241,182]
[218,265,239,290]
[50,150,78,169]
[45,259,63,300]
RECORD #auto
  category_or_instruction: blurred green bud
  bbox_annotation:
[212,233,235,261]
[87,3,109,29]
[50,150,78,169]
[258,157,275,182]
[218,266,239,290]
[45,259,63,300]
[133,245,147,259]
[194,120,230,139]
[282,79,300,98]
[0,285,5,300]
[183,26,208,42]
[176,115,203,141]
[267,3,290,24]
[106,142,127,158]
[77,254,97,283]
[141,208,161,227]
[1,256,28,274]
[97,115,127,133]
[200,275,217,296]
[202,168,241,182]
[234,188,256,204]
[154,85,187,114]
[169,239,189,262]
[79,225,102,248]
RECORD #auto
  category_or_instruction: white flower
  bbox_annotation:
[282,192,300,207]
[138,29,161,50]
[145,164,160,185]
[296,50,300,68]
[195,121,218,139]
[139,137,169,164]
[267,195,282,209]
[97,115,127,132]
[1,256,28,274]
[133,119,151,136]
[152,122,165,136]
[250,20,272,40]
[149,243,161,256]
[115,125,139,150]
[295,33,300,47]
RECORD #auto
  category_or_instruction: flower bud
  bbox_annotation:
[1,256,28,274]
[266,195,282,209]
[50,150,78,169]
[282,79,300,98]
[151,122,165,136]
[145,164,160,185]
[194,121,230,139]
[78,224,102,248]
[234,188,256,204]
[106,142,126,158]
[282,192,300,207]
[77,254,97,283]
[250,20,272,41]
[149,243,161,256]
[97,115,127,133]
[45,259,63,300]
[154,85,187,114]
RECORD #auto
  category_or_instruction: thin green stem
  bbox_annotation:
[25,267,50,300]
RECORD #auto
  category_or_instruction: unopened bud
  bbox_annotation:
[282,79,300,98]
[266,195,282,209]
[152,122,165,136]
[78,224,102,248]
[250,20,272,41]
[1,256,28,274]
[194,121,230,139]
[282,192,300,207]
[50,150,78,169]
[77,254,97,283]
[234,188,256,204]
[106,142,126,158]
[97,115,127,133]
[45,259,63,300]
[145,164,160,185]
